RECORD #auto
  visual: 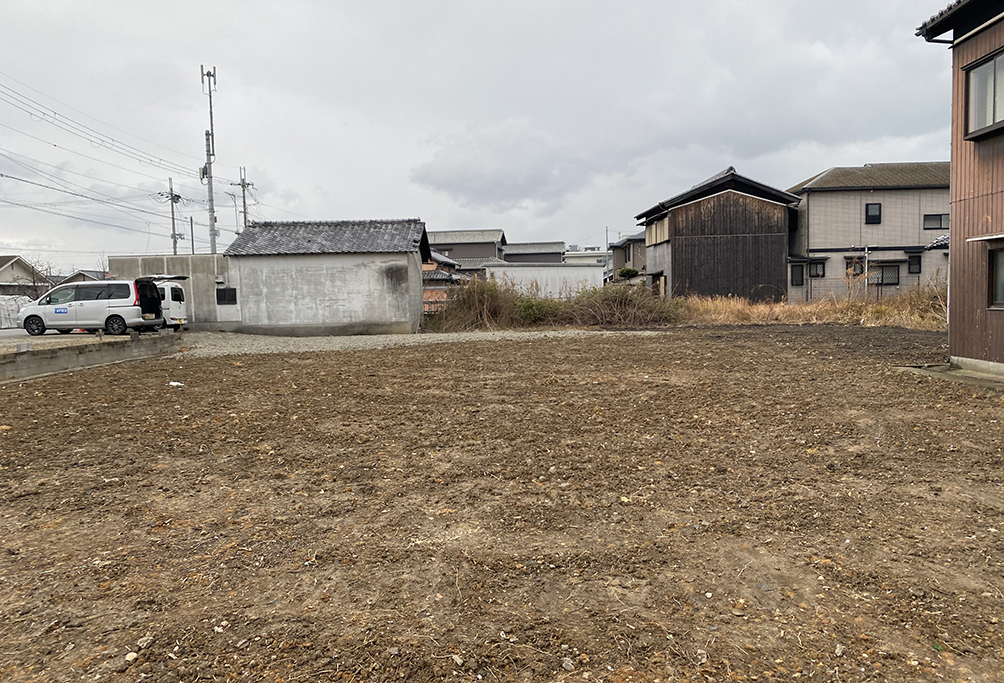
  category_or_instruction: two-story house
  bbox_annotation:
[426,230,506,276]
[609,231,646,283]
[786,162,951,302]
[919,0,1004,373]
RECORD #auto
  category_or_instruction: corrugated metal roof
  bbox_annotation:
[224,219,427,257]
[787,162,950,193]
[503,241,566,255]
[427,229,506,245]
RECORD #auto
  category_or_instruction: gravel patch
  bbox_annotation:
[178,328,633,358]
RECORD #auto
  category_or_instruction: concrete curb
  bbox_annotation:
[0,332,181,383]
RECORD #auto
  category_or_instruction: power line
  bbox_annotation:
[0,172,185,222]
[0,197,173,238]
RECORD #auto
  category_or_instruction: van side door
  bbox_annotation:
[73,284,111,328]
[41,285,77,328]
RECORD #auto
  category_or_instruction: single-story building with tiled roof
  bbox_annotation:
[222,219,431,335]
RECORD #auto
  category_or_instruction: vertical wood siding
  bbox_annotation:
[951,20,1004,363]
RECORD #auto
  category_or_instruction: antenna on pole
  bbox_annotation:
[230,166,253,234]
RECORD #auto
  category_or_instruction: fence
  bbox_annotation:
[0,296,29,329]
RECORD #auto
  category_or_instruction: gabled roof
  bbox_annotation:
[427,229,506,245]
[504,241,566,255]
[635,167,799,223]
[787,162,950,194]
[917,1,1002,42]
[452,256,507,270]
[59,269,110,283]
[610,231,646,248]
[224,219,430,259]
[430,250,459,267]
[0,254,54,285]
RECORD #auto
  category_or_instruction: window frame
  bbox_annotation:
[874,264,900,286]
[923,213,950,230]
[808,262,825,279]
[216,287,238,306]
[991,249,1004,308]
[865,203,882,225]
[791,264,805,287]
[908,255,922,275]
[846,258,865,277]
[965,49,1004,140]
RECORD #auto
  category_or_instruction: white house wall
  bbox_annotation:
[232,252,420,335]
[806,188,949,250]
[484,264,604,298]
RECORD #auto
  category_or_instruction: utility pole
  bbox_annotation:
[200,65,218,254]
[230,166,253,233]
[190,217,195,255]
[168,177,180,255]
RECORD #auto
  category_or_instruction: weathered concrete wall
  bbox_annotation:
[483,263,604,298]
[0,333,180,382]
[231,252,421,336]
[108,254,240,330]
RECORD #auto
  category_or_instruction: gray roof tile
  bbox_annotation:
[504,241,566,255]
[225,219,427,257]
[428,229,506,245]
[788,162,950,193]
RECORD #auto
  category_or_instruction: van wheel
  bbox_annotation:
[24,316,45,336]
[105,315,127,335]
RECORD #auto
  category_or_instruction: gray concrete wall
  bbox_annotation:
[0,333,180,382]
[483,263,604,298]
[231,252,421,336]
[108,254,240,330]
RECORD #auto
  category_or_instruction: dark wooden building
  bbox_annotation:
[502,241,565,264]
[920,1,1004,371]
[635,167,799,302]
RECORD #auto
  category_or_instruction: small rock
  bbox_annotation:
[125,652,139,663]
[452,654,463,666]
[562,657,575,671]
[835,643,846,657]
[705,592,713,598]
[732,609,746,617]
[695,649,708,665]
[137,636,154,649]
[388,647,399,656]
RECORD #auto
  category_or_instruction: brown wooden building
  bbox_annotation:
[635,168,799,302]
[920,1,1004,372]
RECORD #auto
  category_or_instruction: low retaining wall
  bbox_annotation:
[0,332,181,382]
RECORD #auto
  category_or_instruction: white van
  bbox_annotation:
[17,278,163,336]
[155,277,189,331]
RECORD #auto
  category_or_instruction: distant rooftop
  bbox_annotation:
[636,167,799,223]
[917,1,1000,42]
[788,162,950,194]
[427,229,506,245]
[504,241,566,255]
[610,231,645,248]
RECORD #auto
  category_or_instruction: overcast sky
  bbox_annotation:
[0,0,954,273]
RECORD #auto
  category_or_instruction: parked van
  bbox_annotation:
[17,278,163,336]
[155,276,189,331]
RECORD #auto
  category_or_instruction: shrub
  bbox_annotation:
[617,267,639,279]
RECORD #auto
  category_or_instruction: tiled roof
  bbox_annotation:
[423,269,461,282]
[926,233,951,250]
[430,251,459,267]
[427,229,506,245]
[224,219,428,257]
[504,241,566,255]
[788,162,950,193]
[452,257,506,270]
[610,231,646,248]
[916,0,972,40]
[635,167,799,221]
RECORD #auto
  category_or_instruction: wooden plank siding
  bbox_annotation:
[648,190,789,302]
[950,19,1004,364]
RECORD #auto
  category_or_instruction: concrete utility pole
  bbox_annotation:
[190,217,195,255]
[230,166,253,233]
[168,177,180,255]
[200,65,219,254]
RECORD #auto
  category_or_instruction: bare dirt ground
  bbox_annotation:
[1,324,1002,683]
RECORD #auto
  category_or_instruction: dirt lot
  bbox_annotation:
[1,324,1002,682]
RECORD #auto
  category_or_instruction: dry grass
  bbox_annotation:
[427,276,948,332]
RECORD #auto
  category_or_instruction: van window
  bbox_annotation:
[171,287,184,302]
[107,283,131,300]
[157,287,166,301]
[48,287,76,305]
[75,284,107,301]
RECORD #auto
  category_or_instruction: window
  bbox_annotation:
[791,264,804,287]
[847,258,865,276]
[865,203,882,224]
[908,255,922,274]
[992,249,1004,307]
[47,286,75,305]
[171,287,185,303]
[923,213,950,230]
[624,246,632,264]
[874,264,900,286]
[74,284,107,301]
[157,287,166,301]
[107,283,130,299]
[968,52,1004,136]
[216,287,237,305]
[808,262,825,278]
